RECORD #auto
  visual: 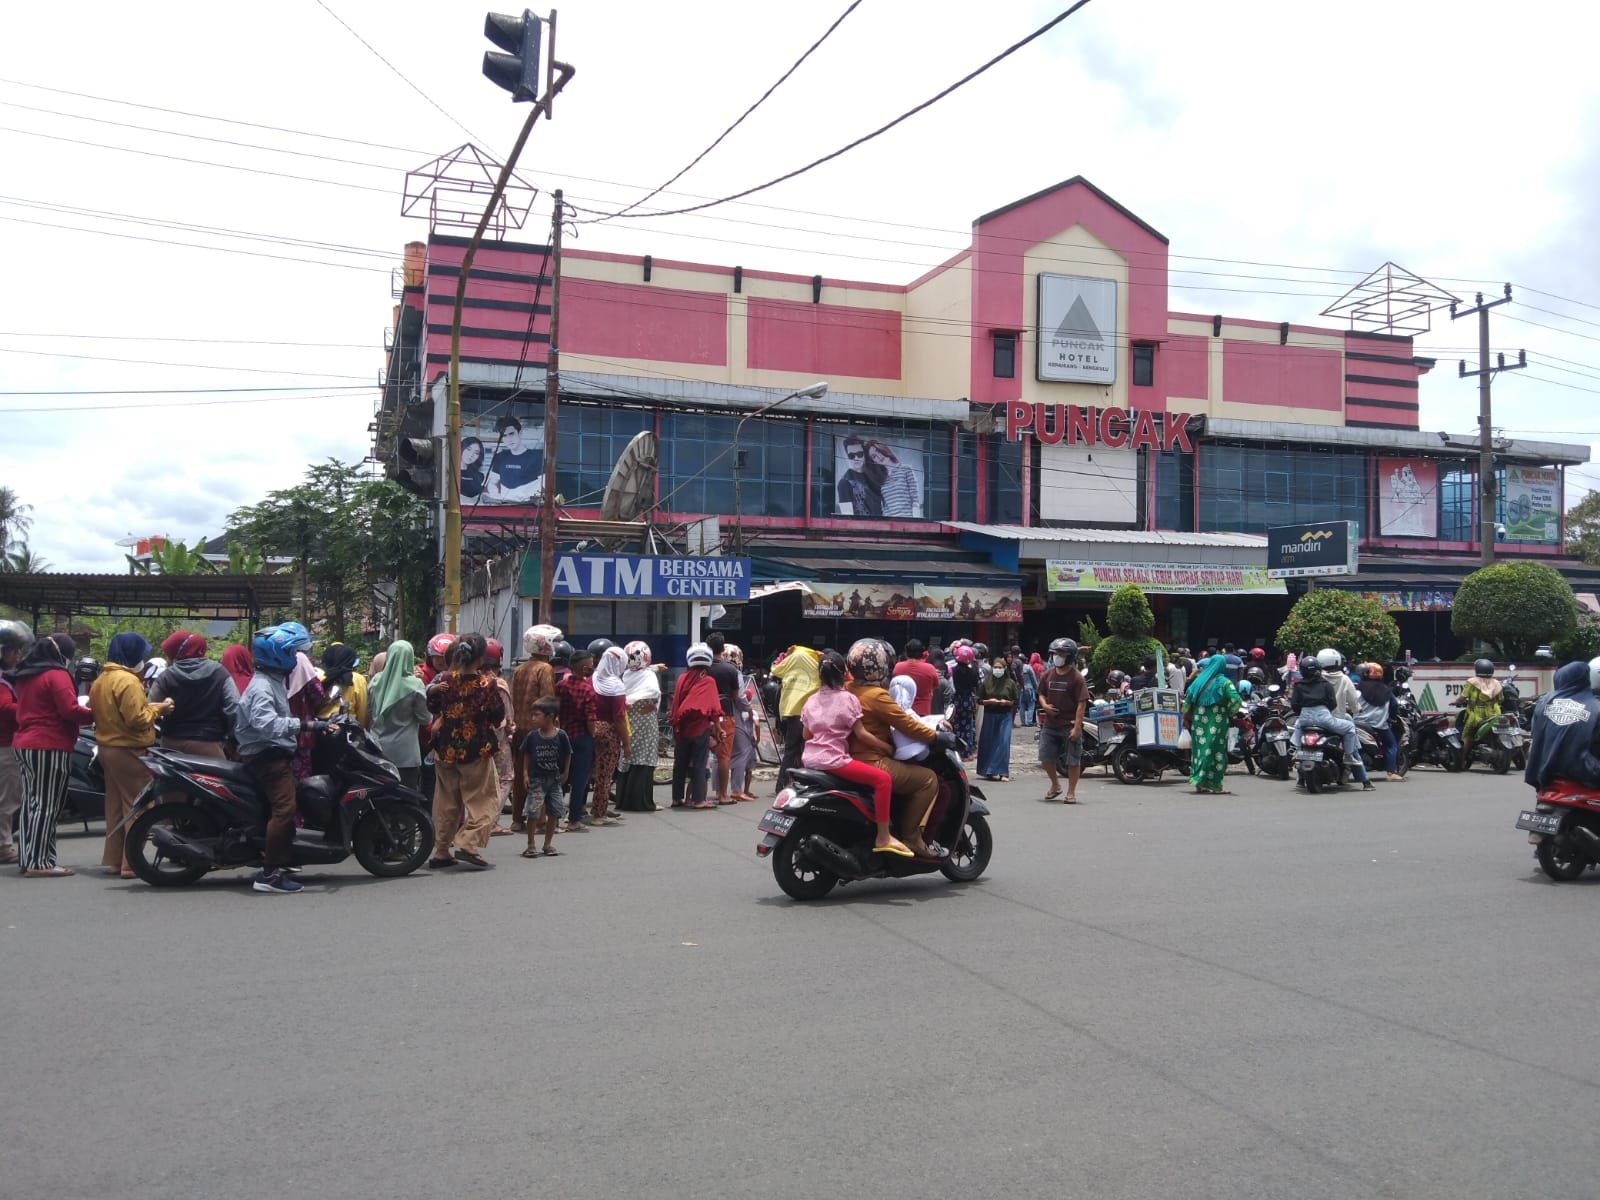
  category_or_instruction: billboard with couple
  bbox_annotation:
[832,432,925,519]
[459,413,545,508]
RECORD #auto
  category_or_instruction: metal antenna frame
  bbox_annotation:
[402,143,539,236]
[1320,261,1459,336]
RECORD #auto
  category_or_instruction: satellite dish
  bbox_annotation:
[600,431,658,522]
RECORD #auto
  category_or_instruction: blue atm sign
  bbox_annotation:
[546,554,751,600]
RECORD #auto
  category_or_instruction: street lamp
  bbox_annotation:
[732,380,828,555]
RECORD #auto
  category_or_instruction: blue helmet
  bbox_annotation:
[1238,679,1253,697]
[251,622,311,672]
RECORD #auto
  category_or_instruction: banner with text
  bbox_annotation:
[520,554,751,601]
[800,582,917,620]
[1046,561,1287,595]
[1504,466,1560,543]
[914,583,1023,622]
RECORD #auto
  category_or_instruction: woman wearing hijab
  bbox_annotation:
[726,644,758,802]
[221,643,255,697]
[588,645,631,826]
[950,645,980,760]
[317,643,369,727]
[976,650,1018,781]
[286,651,325,779]
[669,643,724,809]
[1021,653,1042,727]
[1182,651,1242,795]
[149,630,238,758]
[616,640,661,811]
[369,639,430,789]
[13,634,95,876]
[90,633,174,877]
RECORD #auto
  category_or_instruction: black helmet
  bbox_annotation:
[1048,637,1078,659]
[587,638,615,658]
[973,642,989,659]
[1246,666,1267,686]
[0,618,34,656]
[1106,670,1127,686]
[74,656,101,684]
[552,639,574,667]
[1474,657,1494,678]
[1299,657,1323,680]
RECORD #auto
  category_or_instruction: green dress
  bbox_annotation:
[1185,678,1242,792]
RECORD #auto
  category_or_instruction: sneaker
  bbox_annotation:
[1361,782,1377,792]
[252,868,303,894]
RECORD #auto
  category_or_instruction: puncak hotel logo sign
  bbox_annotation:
[1037,274,1117,383]
[1004,402,1194,452]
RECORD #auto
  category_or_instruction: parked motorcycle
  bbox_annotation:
[1226,710,1257,774]
[1407,710,1464,772]
[1515,780,1600,881]
[120,716,434,887]
[1111,740,1190,784]
[1088,716,1133,773]
[1251,689,1294,780]
[60,729,106,830]
[756,745,991,901]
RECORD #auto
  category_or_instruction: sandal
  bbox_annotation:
[452,849,490,870]
[689,800,718,809]
[520,847,541,859]
[1043,788,1062,801]
[541,846,561,856]
[24,866,75,877]
[426,857,457,869]
[490,825,515,836]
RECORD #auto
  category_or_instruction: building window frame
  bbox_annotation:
[1131,342,1155,387]
[992,332,1017,379]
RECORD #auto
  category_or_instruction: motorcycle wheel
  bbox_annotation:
[1535,834,1589,882]
[352,805,435,877]
[940,814,993,883]
[772,831,838,901]
[1440,749,1463,773]
[125,802,218,887]
[1301,769,1321,794]
[1111,745,1147,785]
[1243,748,1257,776]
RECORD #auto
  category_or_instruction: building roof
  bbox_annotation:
[945,524,1267,549]
[0,572,295,623]
[1200,418,1590,465]
[973,176,1169,244]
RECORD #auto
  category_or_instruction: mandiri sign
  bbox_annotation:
[520,554,751,600]
[1266,521,1359,578]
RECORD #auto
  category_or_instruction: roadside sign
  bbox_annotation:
[1266,521,1358,578]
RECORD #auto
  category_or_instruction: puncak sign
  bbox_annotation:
[1003,402,1194,452]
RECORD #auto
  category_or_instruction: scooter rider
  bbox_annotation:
[843,639,945,858]
[1523,658,1600,791]
[1289,653,1374,790]
[1452,658,1504,763]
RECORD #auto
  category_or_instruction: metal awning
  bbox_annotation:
[0,573,295,627]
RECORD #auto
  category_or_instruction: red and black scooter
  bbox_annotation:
[756,744,992,900]
[1516,781,1600,881]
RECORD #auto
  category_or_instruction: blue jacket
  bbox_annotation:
[1523,662,1600,790]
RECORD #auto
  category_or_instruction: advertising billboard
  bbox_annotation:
[460,412,544,507]
[913,583,1023,622]
[1375,457,1438,538]
[1045,561,1286,596]
[1266,521,1358,578]
[800,582,918,620]
[1036,274,1118,384]
[832,432,925,519]
[1503,466,1560,543]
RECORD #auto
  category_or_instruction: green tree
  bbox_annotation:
[0,487,31,560]
[3,544,51,574]
[1276,589,1400,666]
[127,537,214,576]
[1552,612,1600,664]
[1453,561,1577,660]
[1076,613,1101,651]
[225,541,263,575]
[1089,584,1162,685]
[1565,490,1600,565]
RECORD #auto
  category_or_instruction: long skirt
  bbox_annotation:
[976,707,1014,778]
[617,764,657,811]
[951,690,977,758]
[729,710,756,788]
[1188,703,1230,791]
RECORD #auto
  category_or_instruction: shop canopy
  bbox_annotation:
[0,572,295,631]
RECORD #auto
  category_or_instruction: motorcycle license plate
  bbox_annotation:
[757,809,795,836]
[1295,751,1322,764]
[1515,810,1563,835]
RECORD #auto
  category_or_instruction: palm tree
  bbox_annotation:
[4,544,51,574]
[0,487,32,559]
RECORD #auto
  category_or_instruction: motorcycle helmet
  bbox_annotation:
[73,656,101,686]
[1238,679,1253,697]
[0,618,34,657]
[528,622,563,646]
[1048,637,1078,664]
[1299,656,1323,681]
[252,623,312,672]
[624,640,651,668]
[484,638,503,669]
[686,642,713,668]
[845,638,890,685]
[1106,669,1127,690]
[953,644,976,665]
[1588,656,1600,693]
[1474,657,1495,678]
[141,657,167,685]
[1245,666,1267,687]
[523,629,553,658]
[1360,662,1384,679]
[587,638,615,658]
[1316,648,1343,671]
[426,632,457,661]
[973,642,989,660]
[1249,647,1266,660]
[552,639,574,668]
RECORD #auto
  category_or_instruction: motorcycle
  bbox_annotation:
[60,729,106,830]
[1515,781,1600,881]
[1407,709,1464,772]
[756,746,991,901]
[1294,727,1351,793]
[1111,739,1190,785]
[120,716,435,887]
[1226,710,1257,774]
[1088,716,1133,773]
[1251,689,1294,780]
[1465,712,1524,775]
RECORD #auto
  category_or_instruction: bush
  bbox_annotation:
[1275,589,1400,666]
[1452,561,1576,660]
[1077,614,1102,651]
[1552,612,1600,664]
[1105,584,1155,638]
[1089,634,1163,688]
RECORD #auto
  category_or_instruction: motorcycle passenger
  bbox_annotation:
[1452,659,1504,764]
[1289,655,1374,791]
[1104,670,1130,698]
[1037,636,1088,804]
[1523,659,1600,791]
[316,643,369,728]
[802,650,912,858]
[1354,662,1404,783]
[1128,656,1160,691]
[844,639,943,858]
[150,630,238,758]
[234,623,318,894]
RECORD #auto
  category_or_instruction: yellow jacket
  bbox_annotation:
[90,662,161,748]
[772,646,820,718]
[317,670,370,727]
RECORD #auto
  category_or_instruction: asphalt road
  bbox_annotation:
[3,760,1594,1200]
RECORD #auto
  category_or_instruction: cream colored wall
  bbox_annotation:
[1020,226,1129,415]
[903,256,971,401]
[1169,317,1347,420]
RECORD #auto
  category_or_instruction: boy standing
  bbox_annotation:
[520,697,570,858]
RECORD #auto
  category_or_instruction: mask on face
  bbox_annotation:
[1051,654,1067,668]
[992,665,1007,677]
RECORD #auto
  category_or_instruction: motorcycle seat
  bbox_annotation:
[157,751,255,782]
[786,768,875,797]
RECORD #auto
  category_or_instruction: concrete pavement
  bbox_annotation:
[2,764,1594,1200]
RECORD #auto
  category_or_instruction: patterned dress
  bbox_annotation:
[950,663,979,758]
[617,697,661,810]
[1186,678,1242,792]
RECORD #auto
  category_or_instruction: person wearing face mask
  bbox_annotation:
[1036,637,1088,803]
[975,650,1018,781]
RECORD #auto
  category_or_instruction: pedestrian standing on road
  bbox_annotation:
[705,632,739,805]
[976,651,1018,781]
[0,619,35,867]
[91,633,173,879]
[285,652,325,780]
[950,644,980,759]
[509,630,557,831]
[368,639,430,790]
[1020,654,1040,727]
[556,650,597,831]
[1182,652,1243,795]
[150,630,237,758]
[519,696,570,857]
[891,638,940,716]
[13,633,93,876]
[726,644,758,801]
[616,640,661,812]
[233,623,313,894]
[425,633,505,870]
[669,643,723,809]
[929,647,955,716]
[316,643,369,728]
[771,643,820,792]
[589,645,630,825]
[1036,637,1088,804]
[482,639,518,836]
[221,643,255,697]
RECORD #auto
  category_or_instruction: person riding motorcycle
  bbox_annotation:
[1452,658,1504,760]
[1289,653,1374,790]
[1523,658,1600,791]
[843,638,946,858]
[1104,669,1130,697]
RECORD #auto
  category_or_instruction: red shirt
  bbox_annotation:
[0,678,17,746]
[13,669,94,752]
[891,658,940,716]
[557,674,598,739]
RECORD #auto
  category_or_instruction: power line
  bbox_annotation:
[311,0,486,146]
[0,345,370,379]
[0,331,379,350]
[0,384,374,396]
[0,389,377,415]
[606,0,866,220]
[583,0,1097,221]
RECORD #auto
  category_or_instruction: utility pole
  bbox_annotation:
[537,189,564,625]
[1451,285,1526,568]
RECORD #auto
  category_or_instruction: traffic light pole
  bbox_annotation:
[444,61,574,633]
[538,189,563,626]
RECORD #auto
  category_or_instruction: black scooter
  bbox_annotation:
[756,745,992,900]
[120,716,434,886]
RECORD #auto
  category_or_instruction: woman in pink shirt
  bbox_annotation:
[800,651,912,858]
[12,633,94,876]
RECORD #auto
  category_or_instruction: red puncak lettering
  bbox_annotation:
[1161,412,1194,453]
[1099,407,1129,448]
[1068,405,1096,445]
[1130,409,1159,450]
[1035,403,1065,445]
[1005,401,1032,441]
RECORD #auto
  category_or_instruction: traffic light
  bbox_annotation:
[483,10,542,101]
[391,436,439,499]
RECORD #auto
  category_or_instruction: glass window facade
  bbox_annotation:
[987,435,1024,525]
[1439,466,1474,541]
[661,411,805,518]
[1154,449,1195,532]
[1196,445,1365,535]
[555,404,653,508]
[813,422,949,521]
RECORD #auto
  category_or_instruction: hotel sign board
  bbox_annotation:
[1037,273,1117,384]
[1266,521,1359,578]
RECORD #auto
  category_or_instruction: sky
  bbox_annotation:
[5,0,1600,570]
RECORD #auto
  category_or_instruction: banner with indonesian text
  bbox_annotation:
[1045,560,1287,596]
[799,581,1022,621]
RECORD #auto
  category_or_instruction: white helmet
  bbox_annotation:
[1589,656,1600,693]
[1316,648,1343,670]
[686,642,713,668]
